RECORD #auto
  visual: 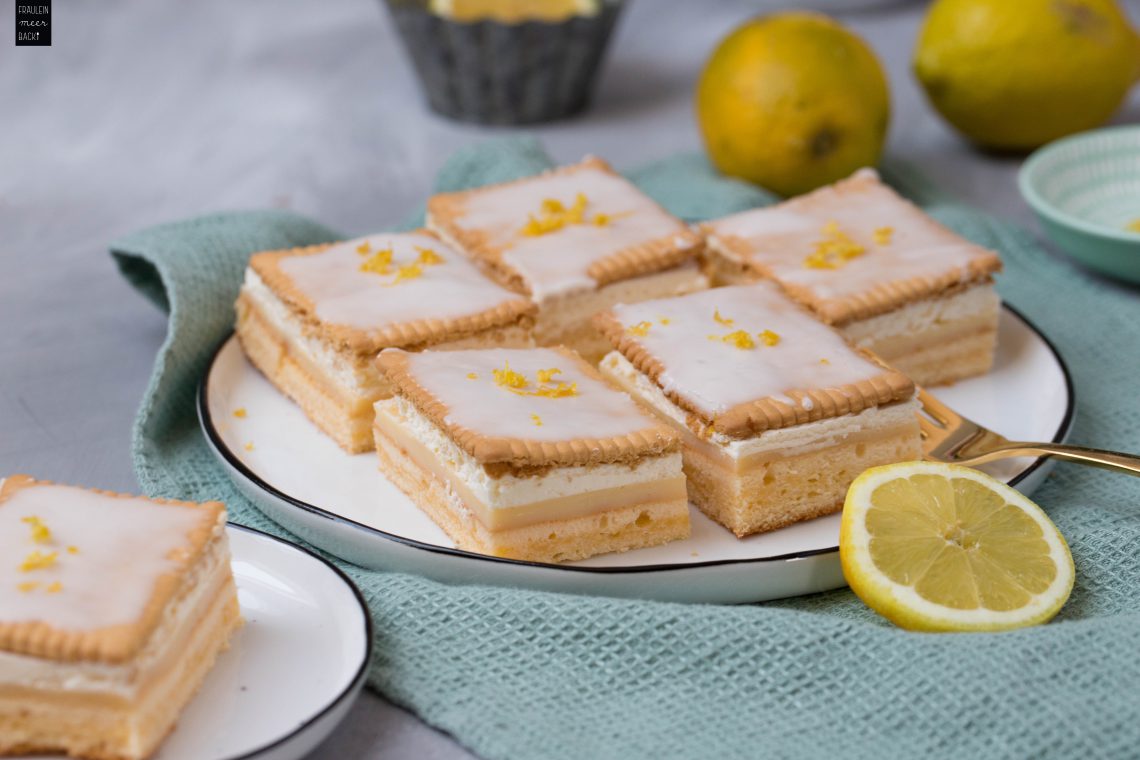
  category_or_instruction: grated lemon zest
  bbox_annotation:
[758,329,781,347]
[359,247,394,274]
[386,262,423,286]
[415,246,445,266]
[536,368,562,384]
[720,330,755,350]
[19,550,58,572]
[21,516,51,544]
[492,361,528,390]
[627,321,652,337]
[873,226,894,245]
[805,221,866,269]
[519,193,615,236]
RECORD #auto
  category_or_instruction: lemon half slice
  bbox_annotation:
[840,462,1074,632]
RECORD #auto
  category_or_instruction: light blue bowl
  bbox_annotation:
[1019,125,1140,284]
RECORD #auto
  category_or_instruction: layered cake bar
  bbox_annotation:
[236,230,535,453]
[701,169,1003,386]
[596,283,923,537]
[426,157,707,361]
[373,347,688,562]
[0,475,241,760]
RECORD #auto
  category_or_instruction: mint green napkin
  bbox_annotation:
[111,137,1140,760]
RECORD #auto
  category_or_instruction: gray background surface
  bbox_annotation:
[3,0,1138,758]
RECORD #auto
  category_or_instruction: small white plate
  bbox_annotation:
[19,526,372,760]
[200,306,1073,605]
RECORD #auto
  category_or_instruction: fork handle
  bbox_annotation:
[969,443,1140,477]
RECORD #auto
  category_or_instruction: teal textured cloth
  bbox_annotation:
[111,137,1140,760]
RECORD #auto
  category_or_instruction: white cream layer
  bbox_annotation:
[376,396,681,510]
[600,351,919,460]
[840,284,999,347]
[0,525,232,699]
[243,269,372,392]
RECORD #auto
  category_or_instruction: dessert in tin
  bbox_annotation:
[701,168,1003,386]
[373,347,688,562]
[596,283,923,537]
[427,157,707,362]
[236,230,535,453]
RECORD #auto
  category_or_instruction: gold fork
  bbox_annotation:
[917,388,1140,477]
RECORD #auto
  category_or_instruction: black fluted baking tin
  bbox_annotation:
[383,0,625,125]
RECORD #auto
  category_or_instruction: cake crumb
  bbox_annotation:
[233,407,247,419]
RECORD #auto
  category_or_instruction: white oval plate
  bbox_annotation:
[19,525,372,760]
[200,306,1073,605]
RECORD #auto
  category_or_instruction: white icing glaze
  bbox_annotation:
[390,347,661,443]
[706,169,995,301]
[609,282,889,418]
[277,232,521,330]
[0,483,212,632]
[447,165,689,300]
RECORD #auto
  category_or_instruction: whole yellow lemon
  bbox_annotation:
[695,12,889,197]
[914,0,1140,150]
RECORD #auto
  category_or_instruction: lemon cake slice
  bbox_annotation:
[426,157,707,361]
[701,169,1003,386]
[236,230,535,453]
[596,283,922,537]
[373,347,688,562]
[0,475,241,760]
